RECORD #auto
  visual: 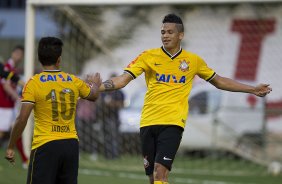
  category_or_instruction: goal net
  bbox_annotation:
[24,0,282,182]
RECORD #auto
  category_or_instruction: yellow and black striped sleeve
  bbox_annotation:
[124,51,149,79]
[196,55,216,82]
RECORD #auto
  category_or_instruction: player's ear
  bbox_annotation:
[179,32,184,40]
[56,56,61,67]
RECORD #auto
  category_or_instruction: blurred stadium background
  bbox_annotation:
[1,0,282,183]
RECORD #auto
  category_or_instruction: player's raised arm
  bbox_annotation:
[99,72,133,92]
[209,74,272,97]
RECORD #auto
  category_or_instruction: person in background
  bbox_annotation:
[76,98,98,159]
[5,37,102,184]
[0,46,28,168]
[98,14,272,184]
[98,73,125,159]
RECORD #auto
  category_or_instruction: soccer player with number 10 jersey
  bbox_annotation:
[5,37,102,184]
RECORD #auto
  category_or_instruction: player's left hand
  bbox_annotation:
[254,84,272,97]
[5,148,16,165]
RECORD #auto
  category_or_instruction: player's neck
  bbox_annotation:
[43,65,59,71]
[163,46,181,56]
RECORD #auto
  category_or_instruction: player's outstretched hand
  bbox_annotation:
[5,148,16,165]
[254,84,272,97]
[86,73,102,88]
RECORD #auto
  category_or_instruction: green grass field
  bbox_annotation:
[1,149,281,184]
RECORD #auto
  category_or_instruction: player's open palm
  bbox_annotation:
[254,84,272,97]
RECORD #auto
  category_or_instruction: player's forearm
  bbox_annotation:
[7,118,27,149]
[212,76,255,94]
[99,73,132,92]
[100,79,126,92]
[86,84,100,101]
[100,80,120,91]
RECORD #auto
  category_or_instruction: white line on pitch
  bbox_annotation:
[79,168,256,184]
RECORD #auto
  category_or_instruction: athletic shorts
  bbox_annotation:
[0,108,14,131]
[27,139,79,184]
[140,125,183,175]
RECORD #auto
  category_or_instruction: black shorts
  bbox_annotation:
[27,139,79,184]
[140,125,183,175]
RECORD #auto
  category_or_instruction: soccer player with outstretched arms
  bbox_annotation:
[99,14,272,184]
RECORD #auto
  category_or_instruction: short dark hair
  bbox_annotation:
[38,37,63,66]
[162,13,184,33]
[12,45,24,52]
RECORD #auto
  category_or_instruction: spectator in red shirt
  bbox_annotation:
[0,45,28,168]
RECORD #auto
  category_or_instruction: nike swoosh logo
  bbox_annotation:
[154,63,162,66]
[163,156,172,161]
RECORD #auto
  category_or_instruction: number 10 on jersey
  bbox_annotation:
[45,89,75,121]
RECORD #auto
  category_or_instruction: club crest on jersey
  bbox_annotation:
[179,60,189,72]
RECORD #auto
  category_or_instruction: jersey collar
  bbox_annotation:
[43,70,61,72]
[161,46,182,60]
